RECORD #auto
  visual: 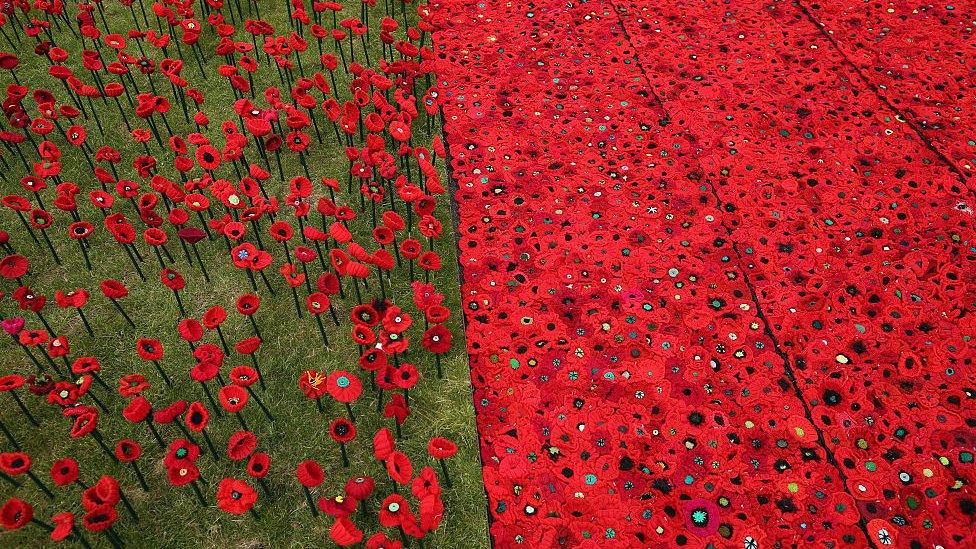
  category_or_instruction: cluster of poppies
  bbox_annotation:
[435,0,976,547]
[0,0,468,545]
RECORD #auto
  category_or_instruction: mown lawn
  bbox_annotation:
[0,0,487,546]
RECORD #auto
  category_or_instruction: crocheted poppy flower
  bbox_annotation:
[50,457,79,486]
[296,459,325,488]
[391,363,419,391]
[0,497,32,530]
[64,406,98,438]
[136,338,164,361]
[202,305,228,329]
[373,428,396,461]
[115,439,142,463]
[246,452,270,479]
[123,395,153,423]
[164,438,201,468]
[236,293,261,315]
[330,418,357,444]
[269,220,294,241]
[178,318,204,342]
[0,452,30,476]
[422,325,452,354]
[178,227,206,244]
[0,375,24,392]
[118,373,149,397]
[230,366,259,388]
[160,268,186,291]
[330,516,363,546]
[320,494,357,518]
[427,437,458,460]
[351,304,380,326]
[219,385,249,413]
[99,279,128,299]
[216,478,257,515]
[51,512,74,542]
[379,494,409,528]
[326,371,362,403]
[0,255,29,279]
[298,370,328,399]
[184,401,210,433]
[166,462,200,487]
[81,505,117,533]
[67,221,94,239]
[227,431,257,461]
[54,288,88,309]
[345,476,375,502]
[154,400,187,425]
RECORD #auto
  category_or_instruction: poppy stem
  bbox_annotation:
[119,488,140,521]
[397,525,410,547]
[86,387,110,413]
[245,268,259,292]
[17,343,45,373]
[40,229,61,265]
[0,420,20,451]
[91,429,119,463]
[215,326,230,356]
[152,360,173,387]
[314,314,330,347]
[329,304,340,326]
[91,371,111,392]
[30,517,53,532]
[339,443,349,467]
[104,527,124,549]
[257,477,271,497]
[235,411,250,432]
[201,428,219,461]
[35,310,55,336]
[130,460,149,491]
[258,269,276,294]
[109,298,136,328]
[376,388,384,413]
[196,383,221,418]
[249,507,261,521]
[77,239,92,270]
[73,529,94,549]
[435,354,443,379]
[303,485,318,517]
[439,458,454,488]
[121,244,146,281]
[173,290,188,318]
[394,420,402,440]
[315,396,324,414]
[246,386,275,421]
[190,479,208,507]
[190,243,211,282]
[0,471,20,488]
[247,315,262,340]
[345,402,355,423]
[291,286,303,317]
[77,307,95,337]
[10,392,39,427]
[27,470,54,499]
[146,418,166,449]
[403,388,409,408]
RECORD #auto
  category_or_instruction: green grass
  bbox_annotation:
[0,1,488,547]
